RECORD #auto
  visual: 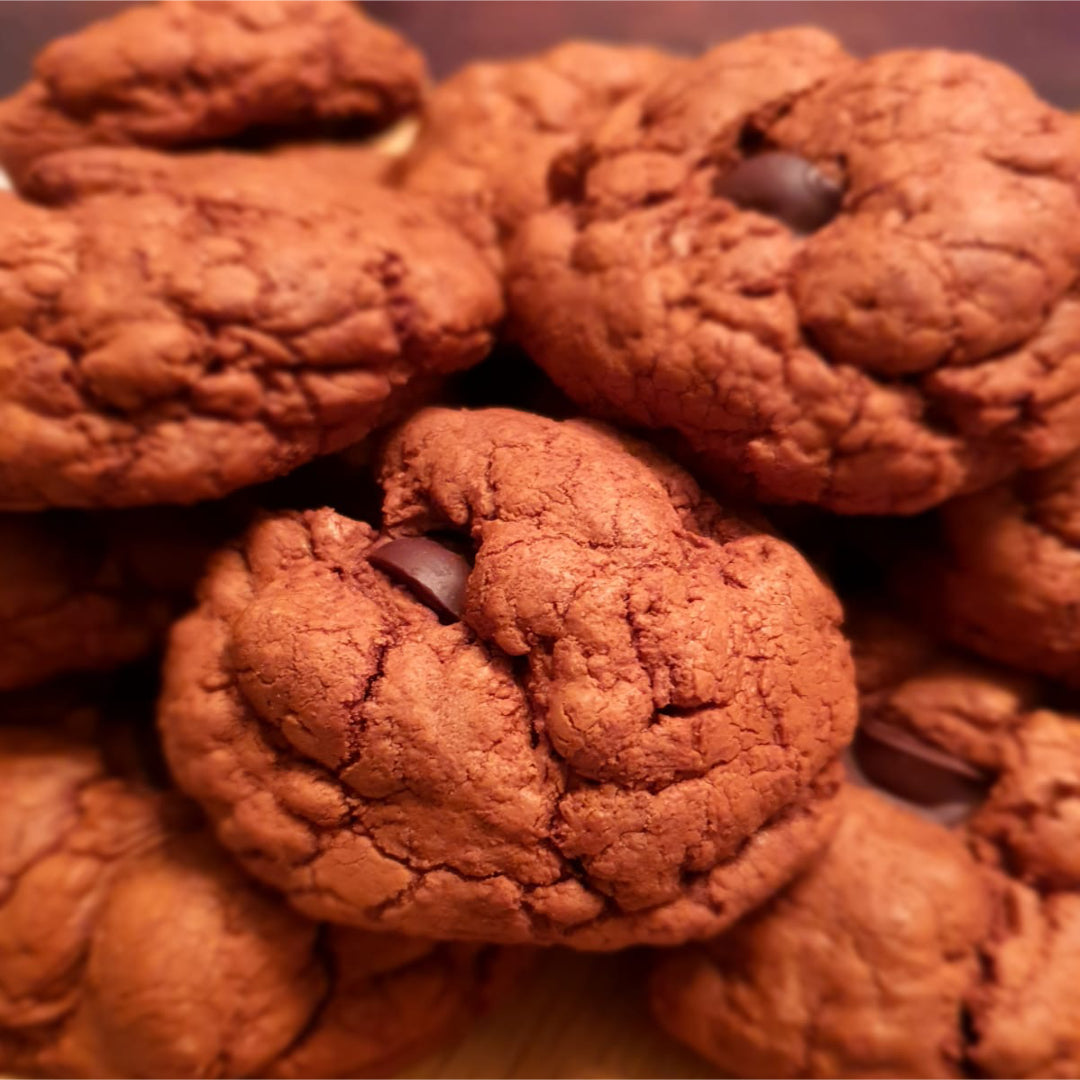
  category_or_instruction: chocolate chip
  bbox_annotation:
[715,151,842,234]
[849,718,989,825]
[367,537,469,622]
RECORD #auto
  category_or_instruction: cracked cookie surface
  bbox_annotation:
[0,0,425,192]
[507,29,1080,514]
[651,614,1080,1078]
[0,695,512,1079]
[159,406,856,948]
[399,40,674,265]
[0,167,500,508]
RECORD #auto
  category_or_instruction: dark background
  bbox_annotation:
[2,2,1080,107]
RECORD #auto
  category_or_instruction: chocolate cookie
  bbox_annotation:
[908,450,1080,689]
[0,507,238,692]
[0,0,425,193]
[0,696,513,1080]
[652,788,995,1078]
[0,161,500,508]
[159,406,856,949]
[399,40,674,264]
[651,620,1080,1077]
[508,30,1080,514]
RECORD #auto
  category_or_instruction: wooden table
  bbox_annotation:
[401,950,717,1080]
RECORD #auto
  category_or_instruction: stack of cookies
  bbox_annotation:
[0,4,1077,1077]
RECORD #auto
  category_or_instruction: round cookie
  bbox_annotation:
[0,0,425,193]
[651,618,1080,1078]
[399,40,674,264]
[909,450,1080,689]
[0,506,240,692]
[0,695,513,1080]
[507,30,1080,514]
[0,159,500,509]
[159,406,856,949]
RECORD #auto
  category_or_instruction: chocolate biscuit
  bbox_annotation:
[509,31,1080,513]
[652,613,1080,1077]
[159,406,856,948]
[0,695,514,1079]
[0,1,425,192]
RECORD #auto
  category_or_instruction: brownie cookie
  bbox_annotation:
[399,41,674,264]
[651,621,1080,1077]
[906,450,1080,690]
[159,406,855,949]
[0,0,425,193]
[0,697,514,1080]
[508,30,1080,514]
[0,158,500,509]
[0,507,238,692]
[652,788,995,1078]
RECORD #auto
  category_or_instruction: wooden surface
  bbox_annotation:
[400,950,717,1080]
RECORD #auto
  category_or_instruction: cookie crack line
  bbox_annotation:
[158,408,854,948]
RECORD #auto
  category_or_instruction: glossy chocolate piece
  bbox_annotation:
[850,718,989,825]
[368,536,469,621]
[715,151,842,234]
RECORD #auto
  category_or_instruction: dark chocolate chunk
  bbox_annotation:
[367,536,469,622]
[715,151,842,234]
[850,718,989,825]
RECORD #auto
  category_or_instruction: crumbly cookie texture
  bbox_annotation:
[508,29,1080,514]
[0,506,232,691]
[652,667,1080,1077]
[400,40,674,264]
[0,708,512,1080]
[160,406,856,949]
[0,166,501,509]
[912,449,1080,689]
[0,0,426,191]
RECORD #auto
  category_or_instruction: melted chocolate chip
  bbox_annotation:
[367,536,469,622]
[850,718,990,825]
[715,151,842,234]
